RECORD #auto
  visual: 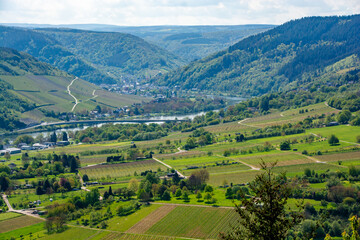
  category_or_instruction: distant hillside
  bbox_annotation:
[3,24,275,63]
[0,47,146,131]
[0,26,183,84]
[157,15,360,96]
[36,28,184,77]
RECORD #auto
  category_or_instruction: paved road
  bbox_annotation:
[67,77,79,112]
[2,194,45,220]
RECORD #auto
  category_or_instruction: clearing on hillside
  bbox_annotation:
[0,215,43,233]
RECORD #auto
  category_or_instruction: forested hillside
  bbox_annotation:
[37,28,184,78]
[0,26,183,84]
[158,15,360,96]
[3,24,275,62]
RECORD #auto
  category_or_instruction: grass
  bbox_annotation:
[308,125,360,144]
[7,189,86,209]
[107,204,162,232]
[0,215,43,234]
[272,163,346,177]
[39,227,98,240]
[80,160,167,180]
[0,212,21,221]
[0,222,44,240]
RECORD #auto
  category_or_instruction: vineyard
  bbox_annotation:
[127,205,176,234]
[0,215,43,233]
[235,152,312,167]
[146,206,238,239]
[80,160,168,180]
[316,151,360,162]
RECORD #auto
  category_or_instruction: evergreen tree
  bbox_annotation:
[220,161,303,240]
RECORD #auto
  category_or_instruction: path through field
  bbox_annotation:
[1,194,45,220]
[67,77,79,112]
[153,148,187,179]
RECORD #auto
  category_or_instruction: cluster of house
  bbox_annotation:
[0,141,70,156]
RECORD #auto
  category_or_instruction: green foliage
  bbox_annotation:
[159,15,360,96]
[280,141,291,150]
[328,134,340,146]
[220,161,303,240]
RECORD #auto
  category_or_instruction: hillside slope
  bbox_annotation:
[2,24,275,63]
[0,26,183,85]
[0,47,146,131]
[37,28,184,78]
[157,15,360,96]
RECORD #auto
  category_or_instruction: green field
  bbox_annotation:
[39,227,98,240]
[0,212,21,221]
[308,125,360,144]
[80,160,168,180]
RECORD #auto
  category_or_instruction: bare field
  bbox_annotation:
[127,205,176,234]
[316,151,360,162]
[0,215,43,233]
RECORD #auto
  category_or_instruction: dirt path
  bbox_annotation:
[67,77,79,112]
[2,194,45,220]
[152,157,186,179]
[219,154,260,171]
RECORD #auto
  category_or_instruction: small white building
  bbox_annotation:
[5,148,21,154]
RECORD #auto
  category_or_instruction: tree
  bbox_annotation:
[82,174,89,182]
[161,191,171,200]
[280,141,291,150]
[50,132,57,143]
[328,134,339,146]
[128,178,139,192]
[204,192,212,202]
[337,110,352,124]
[175,188,182,198]
[0,173,10,191]
[225,188,233,199]
[62,132,68,141]
[259,97,270,112]
[4,152,10,161]
[220,161,303,240]
[196,192,202,201]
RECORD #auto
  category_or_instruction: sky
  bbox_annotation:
[0,0,359,26]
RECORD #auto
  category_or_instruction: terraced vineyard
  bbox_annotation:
[80,160,168,180]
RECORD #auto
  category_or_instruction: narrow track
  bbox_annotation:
[67,77,79,112]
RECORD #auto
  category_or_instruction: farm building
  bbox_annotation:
[5,148,21,154]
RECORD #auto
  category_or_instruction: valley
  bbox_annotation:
[0,13,360,240]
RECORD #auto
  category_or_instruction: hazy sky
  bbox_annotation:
[1,0,359,26]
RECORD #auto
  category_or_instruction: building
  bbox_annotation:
[33,143,47,150]
[5,148,21,154]
[56,141,70,146]
[21,145,33,150]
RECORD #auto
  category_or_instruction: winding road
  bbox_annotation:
[67,77,79,112]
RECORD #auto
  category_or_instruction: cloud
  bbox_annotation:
[0,0,359,25]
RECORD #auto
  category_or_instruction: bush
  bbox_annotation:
[280,141,291,150]
[328,134,339,146]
